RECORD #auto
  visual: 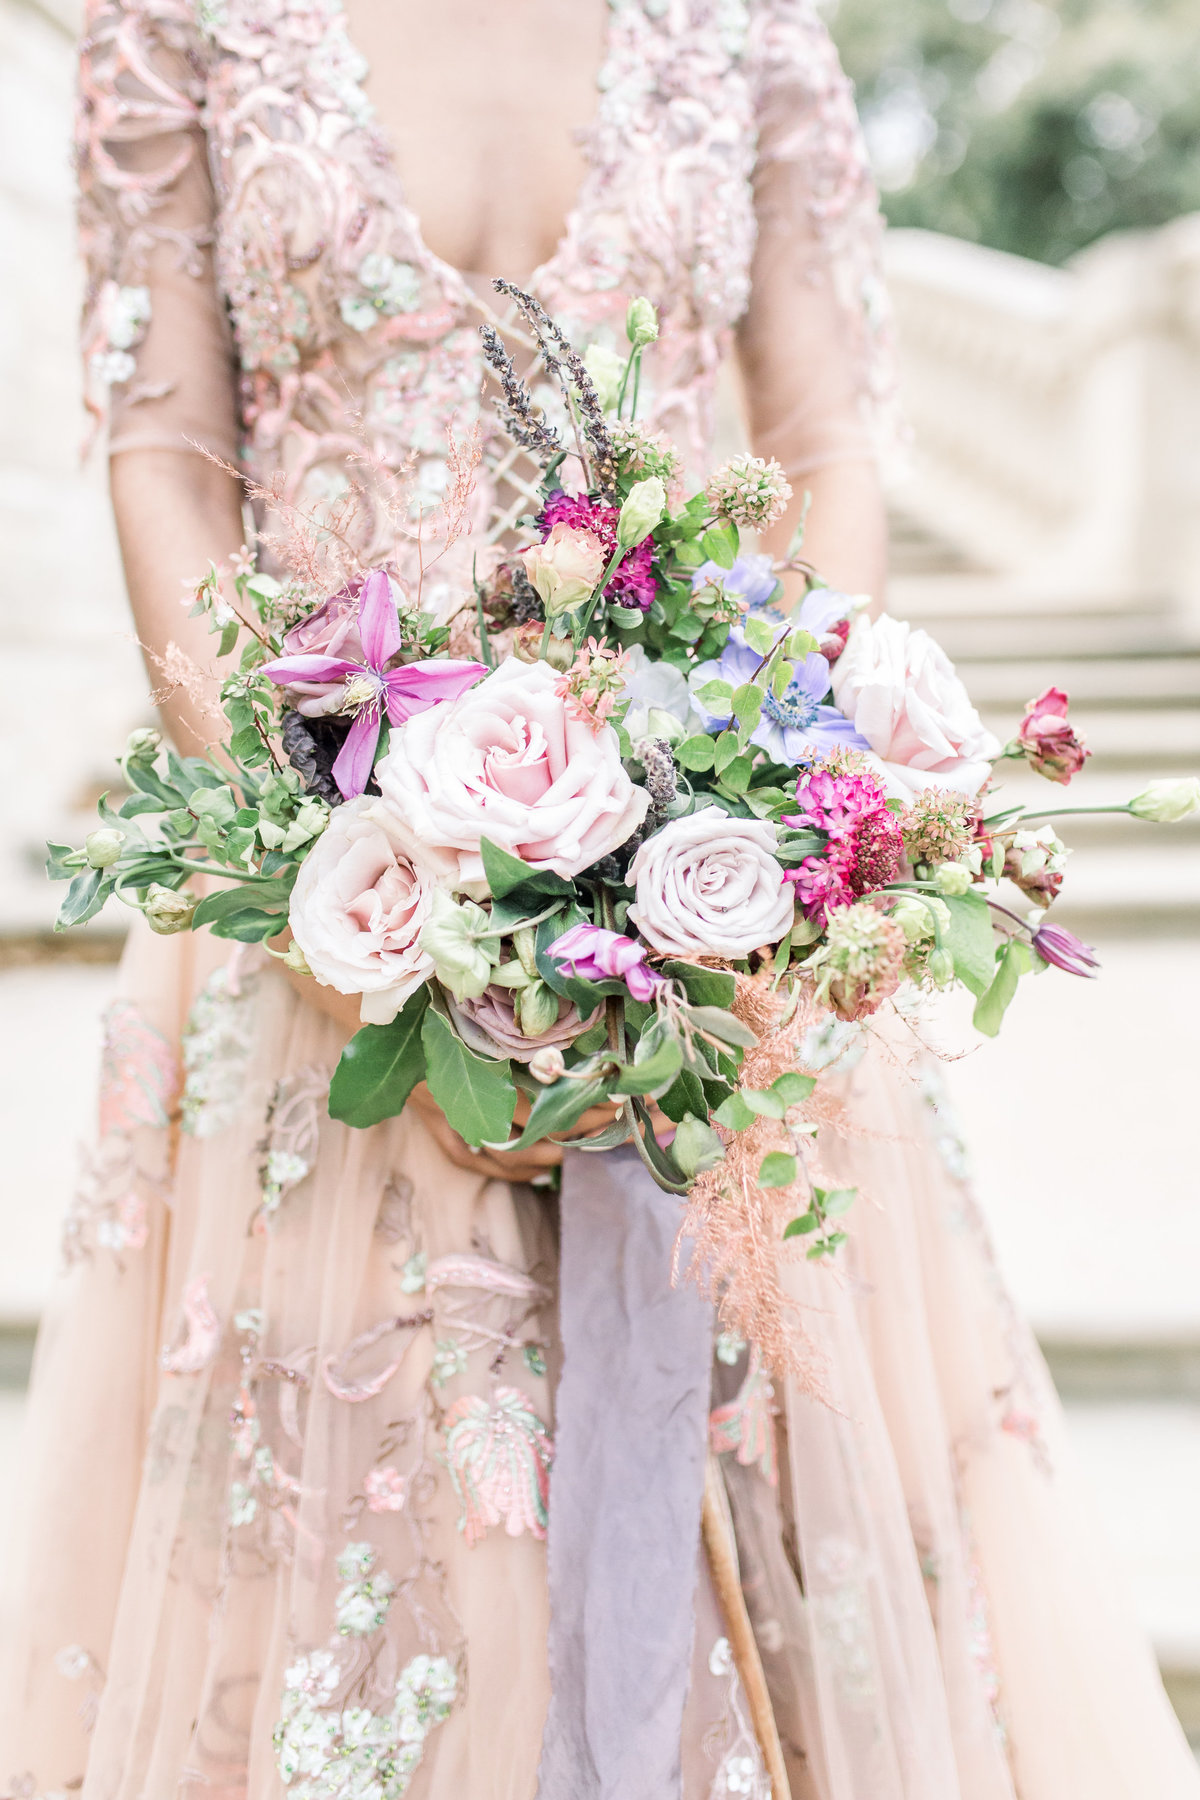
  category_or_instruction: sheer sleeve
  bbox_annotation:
[738,0,901,477]
[77,0,238,461]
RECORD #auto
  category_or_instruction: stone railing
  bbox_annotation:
[884,217,1200,633]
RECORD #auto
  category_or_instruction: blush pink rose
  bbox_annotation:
[831,614,999,799]
[375,658,649,897]
[287,796,436,1024]
[446,983,601,1063]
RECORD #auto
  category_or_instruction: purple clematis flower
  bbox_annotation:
[1031,921,1101,977]
[547,923,663,1003]
[261,569,486,799]
[688,621,868,766]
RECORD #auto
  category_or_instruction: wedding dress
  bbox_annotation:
[4,2,1198,1797]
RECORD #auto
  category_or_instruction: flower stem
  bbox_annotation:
[1011,803,1134,825]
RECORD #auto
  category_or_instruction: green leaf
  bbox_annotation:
[657,1067,708,1124]
[731,684,763,734]
[783,1212,819,1239]
[421,1007,516,1148]
[45,842,85,882]
[230,724,265,763]
[501,1074,610,1152]
[940,891,996,997]
[217,617,240,658]
[662,961,737,1009]
[742,615,778,656]
[676,735,717,772]
[686,1005,758,1049]
[772,1071,816,1107]
[609,1021,684,1098]
[670,1113,726,1178]
[713,1091,756,1133]
[695,679,734,712]
[192,888,287,941]
[328,990,429,1128]
[741,1087,786,1119]
[818,1186,857,1218]
[717,754,753,794]
[714,730,742,776]
[972,938,1031,1038]
[758,1151,797,1189]
[699,521,739,568]
[480,838,576,904]
[56,867,106,929]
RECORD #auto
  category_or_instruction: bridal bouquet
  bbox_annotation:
[50,284,1199,1271]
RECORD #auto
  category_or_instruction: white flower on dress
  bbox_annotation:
[708,1636,734,1677]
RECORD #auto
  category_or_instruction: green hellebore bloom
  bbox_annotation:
[85,827,125,869]
[418,889,498,1001]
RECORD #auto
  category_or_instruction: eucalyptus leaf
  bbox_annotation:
[328,990,429,1128]
[686,1005,758,1049]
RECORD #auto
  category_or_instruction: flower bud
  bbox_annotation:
[85,827,125,869]
[933,862,973,897]
[670,1113,725,1179]
[124,726,161,763]
[513,927,539,982]
[1129,777,1200,824]
[625,296,659,349]
[143,883,197,935]
[515,979,561,1039]
[616,477,666,550]
[927,946,955,988]
[528,1046,567,1085]
[281,939,312,975]
[418,889,497,1001]
[890,894,949,942]
[582,343,625,414]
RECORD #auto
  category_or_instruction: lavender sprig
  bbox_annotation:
[478,323,564,464]
[492,280,617,497]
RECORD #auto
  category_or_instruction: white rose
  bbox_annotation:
[376,658,649,898]
[287,796,436,1024]
[627,807,794,959]
[831,614,999,799]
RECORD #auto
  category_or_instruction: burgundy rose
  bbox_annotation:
[1014,687,1090,785]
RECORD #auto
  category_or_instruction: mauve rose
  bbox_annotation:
[287,795,436,1024]
[446,981,601,1063]
[375,658,649,898]
[831,615,999,800]
[627,807,795,958]
[1015,686,1090,784]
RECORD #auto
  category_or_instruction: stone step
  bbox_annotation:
[976,705,1200,770]
[964,656,1200,709]
[899,612,1188,665]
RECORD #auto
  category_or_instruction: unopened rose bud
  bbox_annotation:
[85,827,125,869]
[933,862,973,897]
[521,523,607,618]
[143,883,197,935]
[616,477,666,550]
[625,296,659,348]
[124,726,161,763]
[516,979,561,1039]
[528,1046,567,1085]
[927,946,955,988]
[582,343,625,414]
[1129,777,1200,823]
[281,940,312,975]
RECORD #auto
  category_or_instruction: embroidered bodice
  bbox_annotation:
[77,0,892,605]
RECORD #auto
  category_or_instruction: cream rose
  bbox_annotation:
[288,796,436,1024]
[375,658,649,897]
[831,614,999,799]
[521,524,607,618]
[627,807,794,959]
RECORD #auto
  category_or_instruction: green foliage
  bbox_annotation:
[829,0,1200,264]
[421,1007,516,1147]
[328,991,429,1128]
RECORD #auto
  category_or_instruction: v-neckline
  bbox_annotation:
[338,0,623,310]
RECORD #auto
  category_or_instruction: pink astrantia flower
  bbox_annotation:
[554,638,630,731]
[547,922,664,1003]
[1015,687,1090,784]
[539,490,657,610]
[261,569,486,799]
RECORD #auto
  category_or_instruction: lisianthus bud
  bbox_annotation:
[281,940,312,975]
[124,726,161,763]
[1129,777,1200,823]
[927,946,955,988]
[625,296,659,348]
[418,889,497,1001]
[933,862,973,897]
[528,1046,567,1085]
[513,927,539,981]
[143,883,197,935]
[521,524,607,618]
[582,343,625,414]
[890,894,950,942]
[616,477,666,550]
[670,1113,725,1179]
[515,979,561,1039]
[85,827,125,869]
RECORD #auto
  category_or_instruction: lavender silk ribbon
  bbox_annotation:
[536,1145,715,1800]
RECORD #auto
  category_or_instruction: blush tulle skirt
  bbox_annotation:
[2,922,1196,1800]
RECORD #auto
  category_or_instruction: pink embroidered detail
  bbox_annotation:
[362,1466,407,1513]
[443,1386,554,1547]
[709,1351,778,1486]
[424,1253,549,1301]
[98,999,178,1137]
[321,1311,433,1403]
[161,1274,221,1375]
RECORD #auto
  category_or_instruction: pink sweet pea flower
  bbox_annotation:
[547,923,663,1003]
[261,570,486,799]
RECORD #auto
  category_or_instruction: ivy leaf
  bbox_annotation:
[758,1151,797,1189]
[941,891,997,998]
[328,990,429,1128]
[421,1007,517,1148]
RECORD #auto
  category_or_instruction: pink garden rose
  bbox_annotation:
[287,796,436,1024]
[1014,686,1090,784]
[831,615,999,799]
[375,659,649,897]
[627,807,795,959]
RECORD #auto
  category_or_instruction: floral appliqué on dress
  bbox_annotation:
[443,1386,553,1547]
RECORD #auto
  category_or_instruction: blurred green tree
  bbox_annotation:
[825,0,1200,264]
